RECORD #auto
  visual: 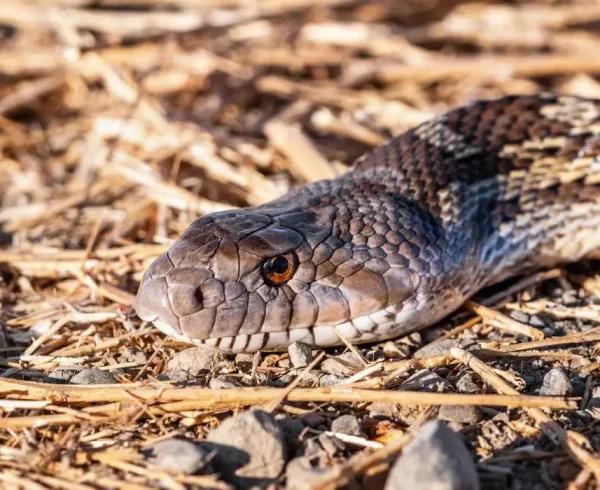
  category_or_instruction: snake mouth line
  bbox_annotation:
[149,314,406,353]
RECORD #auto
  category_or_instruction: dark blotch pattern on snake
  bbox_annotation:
[135,94,600,353]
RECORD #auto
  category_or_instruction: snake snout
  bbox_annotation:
[134,247,218,338]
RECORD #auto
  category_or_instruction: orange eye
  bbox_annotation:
[262,252,298,286]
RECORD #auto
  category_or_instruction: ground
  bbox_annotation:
[1,0,600,489]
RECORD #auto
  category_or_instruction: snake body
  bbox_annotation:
[135,94,600,353]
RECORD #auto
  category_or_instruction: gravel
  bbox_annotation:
[320,352,363,377]
[288,342,313,368]
[413,339,461,358]
[384,421,480,490]
[401,369,452,392]
[45,365,85,383]
[143,438,211,474]
[330,415,364,437]
[206,408,287,488]
[455,372,480,394]
[70,368,117,385]
[438,405,482,424]
[166,347,225,382]
[539,368,573,396]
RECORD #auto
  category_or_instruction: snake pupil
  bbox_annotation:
[271,256,289,274]
[262,252,298,286]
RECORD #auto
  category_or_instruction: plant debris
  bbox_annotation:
[1,0,600,489]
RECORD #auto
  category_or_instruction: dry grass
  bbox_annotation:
[1,0,600,488]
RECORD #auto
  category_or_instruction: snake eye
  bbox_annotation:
[262,252,298,286]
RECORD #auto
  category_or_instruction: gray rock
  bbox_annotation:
[209,376,239,389]
[319,374,344,387]
[70,368,116,385]
[368,402,400,418]
[46,365,85,383]
[320,352,363,377]
[413,339,461,358]
[540,368,573,396]
[206,408,287,488]
[288,342,312,368]
[542,327,555,338]
[455,373,480,394]
[167,347,225,382]
[273,371,319,388]
[285,456,331,490]
[529,315,549,328]
[438,405,482,424]
[331,415,364,437]
[509,310,530,324]
[384,421,480,490]
[401,369,452,392]
[143,438,211,474]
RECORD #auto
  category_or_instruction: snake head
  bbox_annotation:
[135,193,421,352]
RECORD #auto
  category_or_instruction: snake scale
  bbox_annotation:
[135,94,600,353]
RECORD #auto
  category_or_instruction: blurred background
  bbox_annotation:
[4,0,600,264]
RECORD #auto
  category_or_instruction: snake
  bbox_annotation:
[134,94,600,353]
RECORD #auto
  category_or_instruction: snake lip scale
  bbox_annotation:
[135,94,600,353]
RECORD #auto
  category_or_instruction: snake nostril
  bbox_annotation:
[195,287,204,305]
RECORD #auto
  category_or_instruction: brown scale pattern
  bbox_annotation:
[135,94,600,352]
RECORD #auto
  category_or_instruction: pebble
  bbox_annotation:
[272,371,319,388]
[401,369,452,392]
[206,408,287,488]
[167,347,225,382]
[319,374,344,387]
[384,421,480,490]
[285,456,331,490]
[529,315,549,328]
[45,365,85,383]
[70,368,116,385]
[455,372,480,394]
[542,327,555,338]
[143,438,211,474]
[367,402,400,418]
[331,415,364,437]
[209,376,239,389]
[288,342,313,368]
[438,405,482,424]
[320,353,363,377]
[540,368,572,396]
[413,339,461,358]
[509,310,530,324]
